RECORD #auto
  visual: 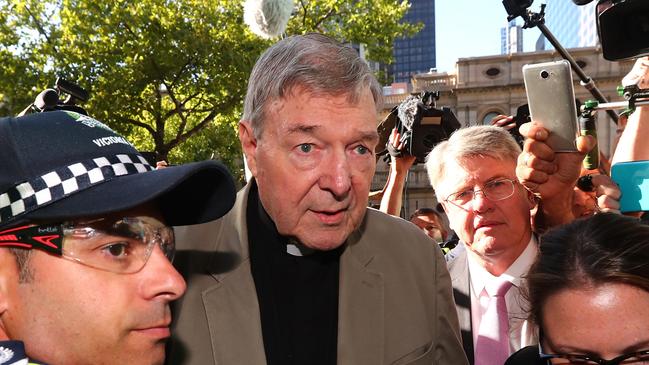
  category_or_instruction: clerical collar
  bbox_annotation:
[286,239,317,256]
[254,182,317,257]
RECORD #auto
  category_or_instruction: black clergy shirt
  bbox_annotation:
[247,183,342,365]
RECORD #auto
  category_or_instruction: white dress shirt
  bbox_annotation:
[467,237,539,355]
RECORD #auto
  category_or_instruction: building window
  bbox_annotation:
[481,111,503,125]
[485,67,502,77]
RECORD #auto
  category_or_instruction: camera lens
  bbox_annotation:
[540,70,550,79]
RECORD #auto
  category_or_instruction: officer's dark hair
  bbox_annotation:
[8,248,34,283]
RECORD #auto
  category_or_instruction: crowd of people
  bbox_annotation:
[0,32,647,365]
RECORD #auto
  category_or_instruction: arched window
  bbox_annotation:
[481,111,502,125]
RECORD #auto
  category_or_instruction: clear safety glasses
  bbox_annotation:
[0,216,175,274]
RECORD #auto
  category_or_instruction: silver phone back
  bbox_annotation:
[522,60,579,152]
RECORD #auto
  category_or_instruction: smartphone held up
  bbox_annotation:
[522,60,580,152]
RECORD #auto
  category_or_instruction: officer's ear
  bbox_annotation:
[0,249,18,332]
[0,249,34,341]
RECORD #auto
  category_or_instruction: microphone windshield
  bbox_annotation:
[244,0,294,39]
[572,0,593,5]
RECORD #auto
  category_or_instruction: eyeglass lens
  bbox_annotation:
[62,216,174,274]
[448,179,515,206]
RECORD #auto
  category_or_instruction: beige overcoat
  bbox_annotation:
[166,183,468,365]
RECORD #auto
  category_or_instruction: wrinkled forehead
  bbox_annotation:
[280,84,378,110]
[438,154,517,193]
[262,87,379,134]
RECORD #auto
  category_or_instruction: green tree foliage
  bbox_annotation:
[288,0,420,64]
[0,0,419,183]
[0,1,54,115]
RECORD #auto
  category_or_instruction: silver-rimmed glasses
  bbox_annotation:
[444,178,517,207]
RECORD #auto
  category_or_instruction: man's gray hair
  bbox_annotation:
[425,125,522,191]
[242,33,383,138]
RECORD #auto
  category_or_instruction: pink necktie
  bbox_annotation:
[475,279,513,365]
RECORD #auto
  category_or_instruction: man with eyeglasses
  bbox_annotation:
[0,111,235,364]
[425,126,538,365]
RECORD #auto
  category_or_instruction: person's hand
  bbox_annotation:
[516,122,596,197]
[591,174,621,214]
[379,128,416,216]
[388,128,416,175]
[622,56,649,89]
[516,122,597,227]
[490,114,516,131]
[613,57,649,164]
[577,174,621,215]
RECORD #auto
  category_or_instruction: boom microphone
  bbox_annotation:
[243,0,294,39]
[572,0,593,5]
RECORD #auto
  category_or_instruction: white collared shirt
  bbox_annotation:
[467,236,539,355]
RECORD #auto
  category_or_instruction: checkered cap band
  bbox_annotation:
[0,154,153,224]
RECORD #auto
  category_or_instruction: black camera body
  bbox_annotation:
[503,0,649,60]
[595,0,649,60]
[376,91,461,164]
[502,0,534,20]
[19,77,89,117]
[508,104,530,147]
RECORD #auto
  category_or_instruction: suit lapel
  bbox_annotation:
[337,220,385,365]
[202,183,267,364]
[448,248,475,364]
[202,261,267,365]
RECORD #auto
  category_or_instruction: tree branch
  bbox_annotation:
[170,58,193,89]
[126,118,156,135]
[166,109,218,148]
[165,95,239,150]
[23,4,58,54]
[313,7,337,30]
[299,0,308,27]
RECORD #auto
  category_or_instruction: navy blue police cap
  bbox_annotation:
[0,111,236,229]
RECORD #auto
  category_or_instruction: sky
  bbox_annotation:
[435,0,543,73]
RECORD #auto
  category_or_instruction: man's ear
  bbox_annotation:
[525,188,538,210]
[238,121,258,177]
[440,201,455,231]
[0,250,17,339]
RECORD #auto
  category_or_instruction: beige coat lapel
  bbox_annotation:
[201,184,268,364]
[337,220,385,365]
[201,260,267,364]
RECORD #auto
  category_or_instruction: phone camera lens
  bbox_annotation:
[540,70,550,79]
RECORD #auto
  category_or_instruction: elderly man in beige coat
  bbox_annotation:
[166,33,467,365]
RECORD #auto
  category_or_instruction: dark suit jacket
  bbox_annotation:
[446,248,475,364]
[447,242,540,365]
[166,184,469,365]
